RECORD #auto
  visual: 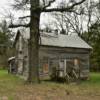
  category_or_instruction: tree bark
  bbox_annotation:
[28,0,40,83]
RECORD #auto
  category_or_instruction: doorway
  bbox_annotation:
[59,58,80,80]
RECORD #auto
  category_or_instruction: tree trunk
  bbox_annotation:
[28,0,40,83]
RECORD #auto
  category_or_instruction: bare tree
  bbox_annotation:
[51,0,97,37]
[52,12,84,36]
[9,0,87,83]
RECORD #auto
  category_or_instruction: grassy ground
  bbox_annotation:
[0,70,100,100]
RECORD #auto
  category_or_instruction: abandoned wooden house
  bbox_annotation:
[10,28,92,81]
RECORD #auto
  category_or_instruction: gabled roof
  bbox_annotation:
[13,30,20,46]
[40,33,92,49]
[14,28,92,49]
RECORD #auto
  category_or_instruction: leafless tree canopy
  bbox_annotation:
[9,0,87,28]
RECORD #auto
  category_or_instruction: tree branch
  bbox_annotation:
[18,9,83,20]
[43,0,56,9]
[19,16,30,19]
[9,23,30,28]
[42,0,86,12]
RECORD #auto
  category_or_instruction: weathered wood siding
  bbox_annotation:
[39,46,90,78]
[15,36,24,74]
[15,37,90,79]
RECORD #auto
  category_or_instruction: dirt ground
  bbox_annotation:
[10,83,100,100]
[0,70,100,100]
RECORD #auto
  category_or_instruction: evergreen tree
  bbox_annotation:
[83,20,100,71]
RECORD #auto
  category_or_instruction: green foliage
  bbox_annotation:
[0,20,13,67]
[0,20,12,48]
[89,73,100,84]
[82,20,100,71]
[0,70,100,99]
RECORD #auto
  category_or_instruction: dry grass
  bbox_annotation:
[0,70,100,100]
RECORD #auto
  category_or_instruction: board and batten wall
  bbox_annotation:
[39,46,90,79]
[15,37,90,79]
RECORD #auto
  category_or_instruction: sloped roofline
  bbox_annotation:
[13,30,92,50]
[13,30,20,47]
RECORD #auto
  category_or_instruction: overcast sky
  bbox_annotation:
[0,0,13,20]
[0,0,52,29]
[0,0,59,31]
[0,0,99,31]
[0,0,89,33]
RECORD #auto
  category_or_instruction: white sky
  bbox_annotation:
[0,0,99,31]
[0,0,14,20]
[0,0,57,30]
[0,0,49,28]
